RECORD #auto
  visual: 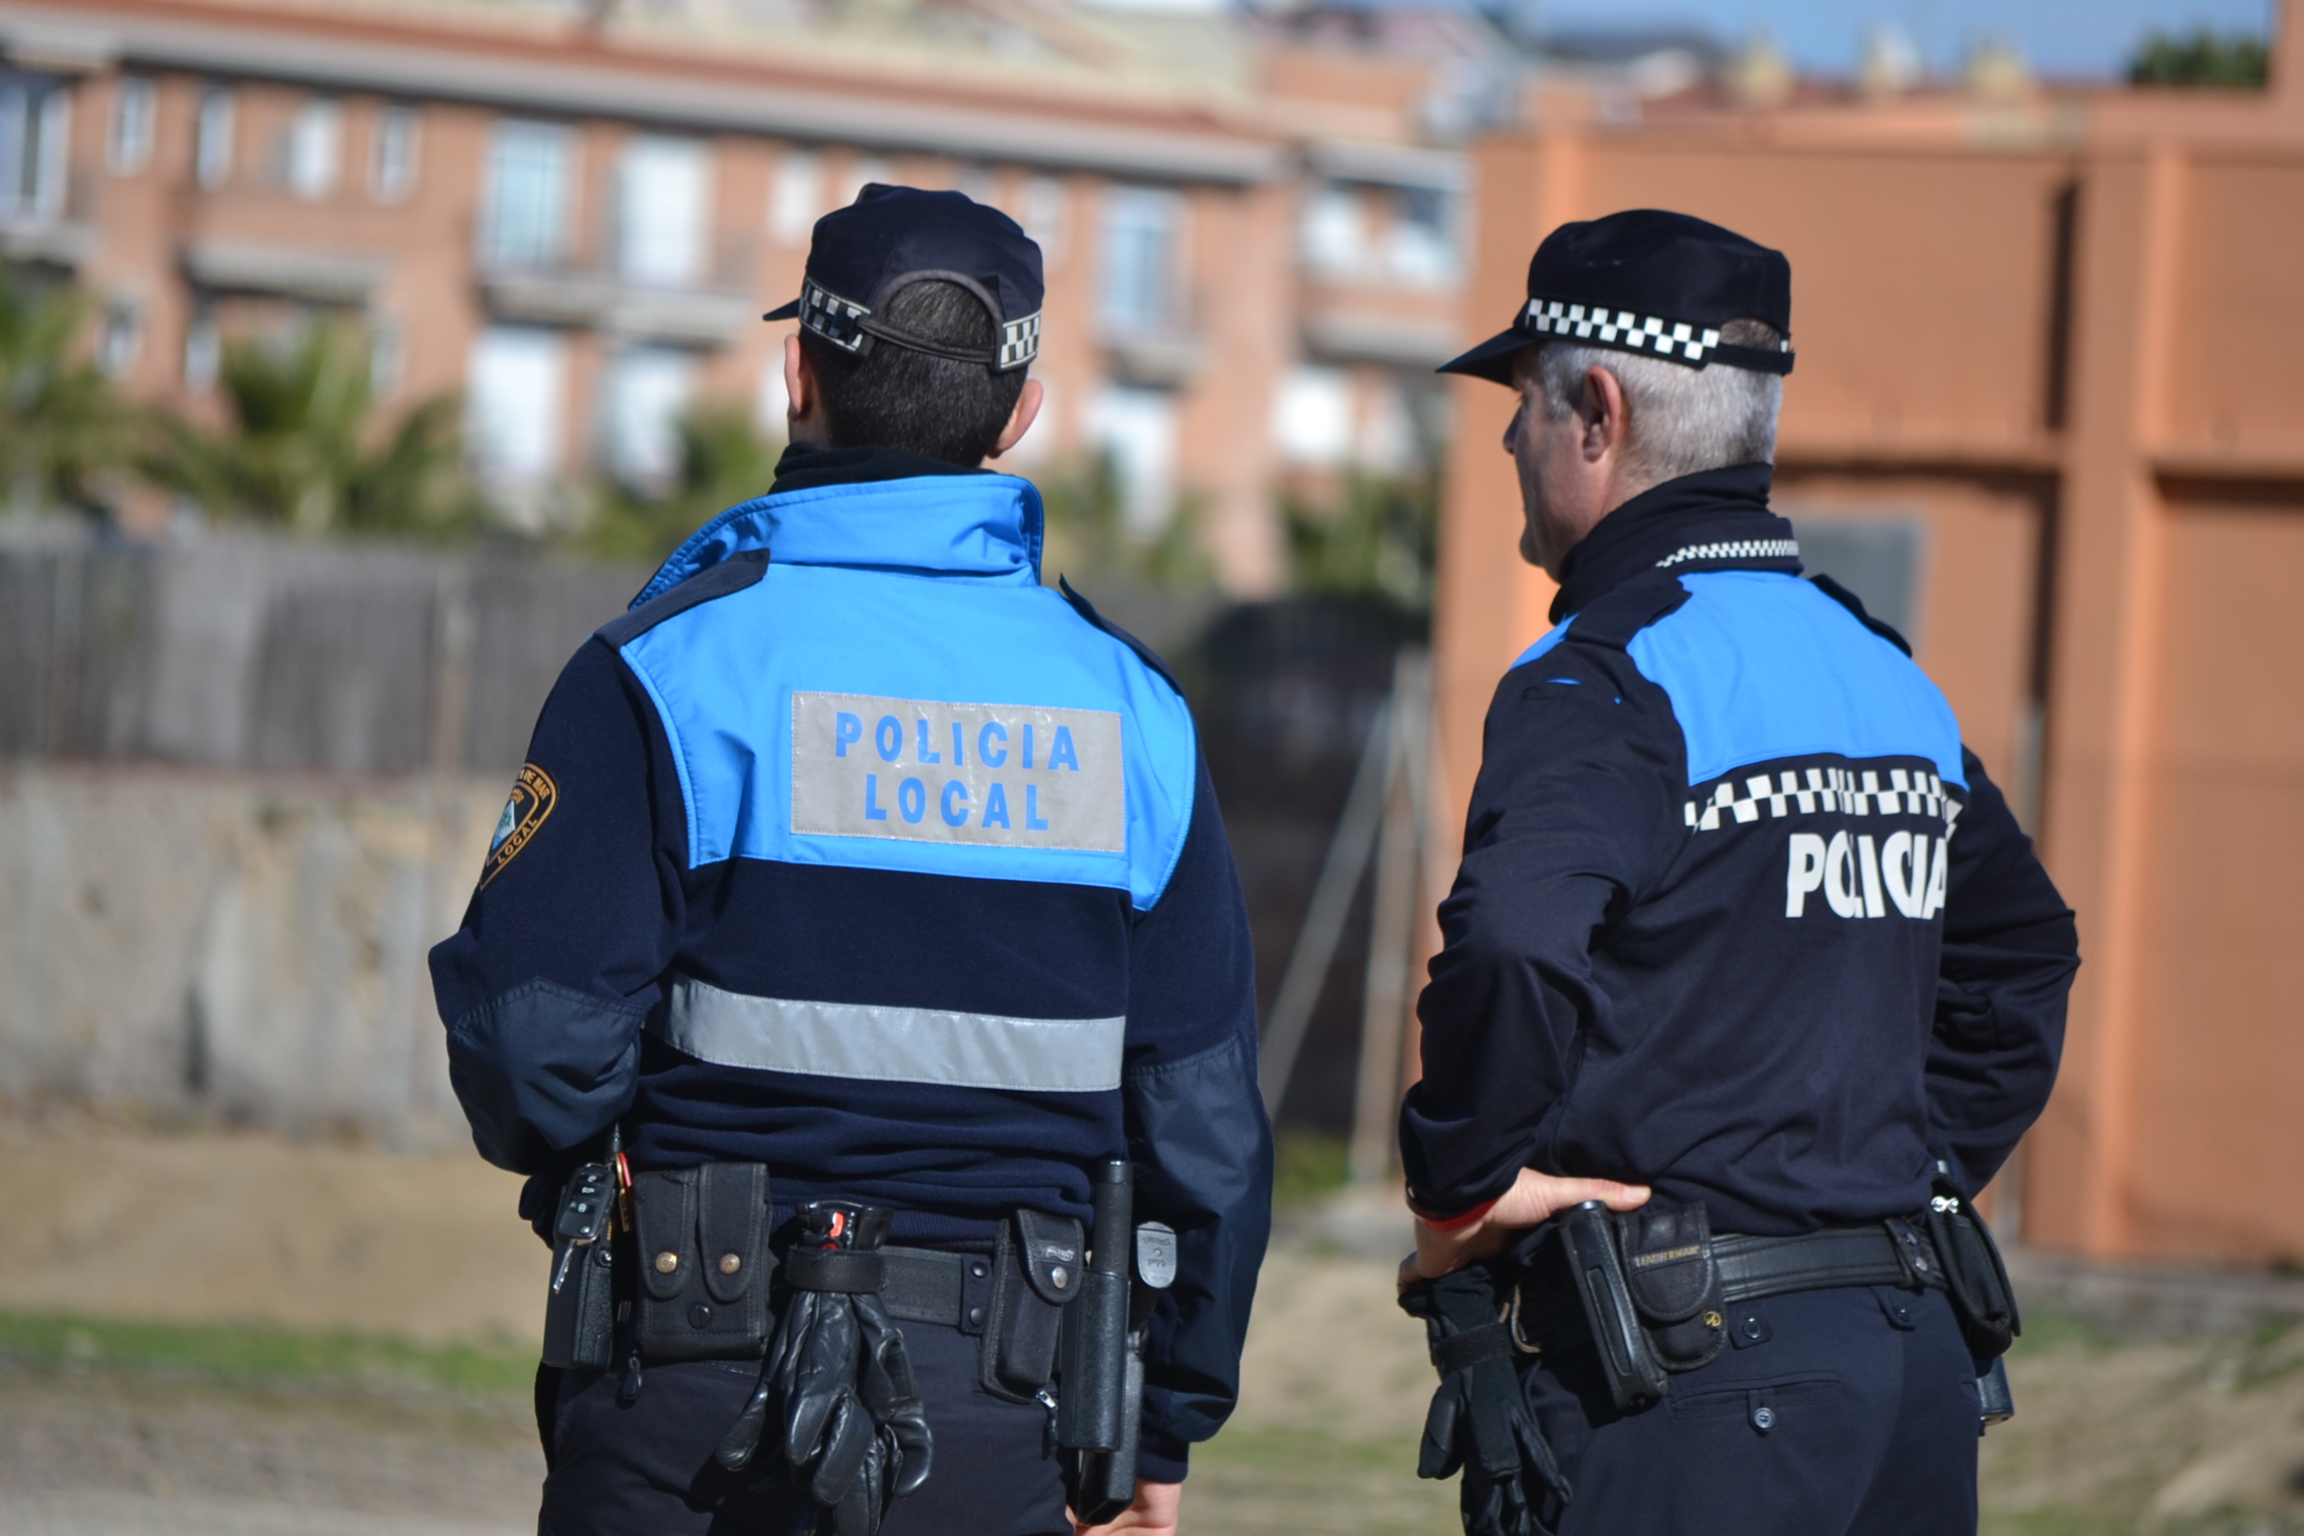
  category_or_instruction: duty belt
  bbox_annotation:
[1501,1217,1947,1362]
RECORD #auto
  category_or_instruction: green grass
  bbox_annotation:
[1272,1129,1352,1210]
[0,1311,535,1397]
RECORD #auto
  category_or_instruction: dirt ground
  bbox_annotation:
[2,1123,2303,1536]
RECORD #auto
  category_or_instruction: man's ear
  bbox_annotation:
[785,333,831,447]
[783,334,811,424]
[1580,365,1630,463]
[986,378,1045,461]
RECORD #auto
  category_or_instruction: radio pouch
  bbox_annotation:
[632,1163,772,1364]
[1616,1200,1728,1372]
[1924,1182,2020,1359]
[541,1161,617,1371]
[981,1209,1082,1402]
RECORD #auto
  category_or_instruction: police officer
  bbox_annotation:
[1394,210,2079,1535]
[430,186,1272,1536]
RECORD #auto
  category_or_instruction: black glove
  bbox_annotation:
[1400,1264,1569,1536]
[715,1205,932,1536]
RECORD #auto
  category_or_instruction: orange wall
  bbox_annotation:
[1435,41,2304,1265]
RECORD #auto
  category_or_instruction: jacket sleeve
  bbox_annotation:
[1120,753,1272,1485]
[1399,643,1685,1219]
[1928,747,2078,1196]
[427,636,687,1177]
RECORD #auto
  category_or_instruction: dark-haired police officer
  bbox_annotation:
[1394,209,2080,1535]
[431,186,1272,1536]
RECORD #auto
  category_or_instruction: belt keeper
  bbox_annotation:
[783,1248,886,1294]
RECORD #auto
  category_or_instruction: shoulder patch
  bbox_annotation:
[481,763,558,887]
[599,548,770,648]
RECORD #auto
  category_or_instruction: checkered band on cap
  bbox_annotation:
[997,311,1042,371]
[799,276,870,354]
[1520,299,1792,367]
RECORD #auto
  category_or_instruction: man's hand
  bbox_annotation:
[1073,1479,1181,1536]
[1398,1167,1650,1290]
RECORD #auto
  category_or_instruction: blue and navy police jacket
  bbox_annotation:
[429,446,1273,1480]
[1400,463,2079,1235]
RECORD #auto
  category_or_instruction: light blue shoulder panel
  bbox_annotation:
[619,563,1199,911]
[1624,572,1966,788]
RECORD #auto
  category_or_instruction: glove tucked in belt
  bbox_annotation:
[716,1202,933,1536]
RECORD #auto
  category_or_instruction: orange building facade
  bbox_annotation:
[1434,4,2304,1266]
[3,0,1475,591]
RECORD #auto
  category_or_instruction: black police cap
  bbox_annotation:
[1439,208,1794,385]
[764,184,1044,372]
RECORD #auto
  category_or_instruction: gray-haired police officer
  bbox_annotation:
[431,186,1272,1536]
[1394,210,2079,1536]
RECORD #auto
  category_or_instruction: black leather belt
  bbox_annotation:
[1505,1218,1946,1359]
[1713,1220,1946,1303]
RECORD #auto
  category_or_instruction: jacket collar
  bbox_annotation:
[1549,461,1801,622]
[631,445,1045,608]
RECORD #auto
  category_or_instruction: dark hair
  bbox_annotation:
[798,280,1028,465]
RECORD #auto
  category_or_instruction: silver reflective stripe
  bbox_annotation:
[657,978,1125,1093]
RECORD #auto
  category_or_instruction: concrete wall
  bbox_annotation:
[0,763,502,1143]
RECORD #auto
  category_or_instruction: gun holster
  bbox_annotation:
[630,1163,773,1364]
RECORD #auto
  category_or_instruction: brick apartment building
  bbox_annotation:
[0,0,1513,591]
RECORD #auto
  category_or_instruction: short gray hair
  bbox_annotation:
[1534,319,1784,488]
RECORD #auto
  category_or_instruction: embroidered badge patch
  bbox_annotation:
[482,763,557,887]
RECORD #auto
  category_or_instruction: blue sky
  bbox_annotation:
[1534,0,2279,78]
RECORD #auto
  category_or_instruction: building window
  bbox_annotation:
[1018,175,1067,267]
[184,308,221,390]
[1789,516,1929,648]
[369,105,420,204]
[1299,183,1367,276]
[770,149,822,246]
[0,71,71,220]
[195,86,236,190]
[605,346,696,484]
[1386,185,1458,286]
[1272,365,1353,466]
[1100,186,1183,336]
[97,301,144,379]
[286,98,342,200]
[481,120,575,271]
[108,76,156,175]
[1087,384,1177,534]
[618,135,710,287]
[466,326,568,483]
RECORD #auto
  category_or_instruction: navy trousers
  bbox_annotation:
[1523,1284,1982,1535]
[536,1312,1069,1536]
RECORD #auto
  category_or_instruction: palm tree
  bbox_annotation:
[0,269,134,515]
[146,322,480,538]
